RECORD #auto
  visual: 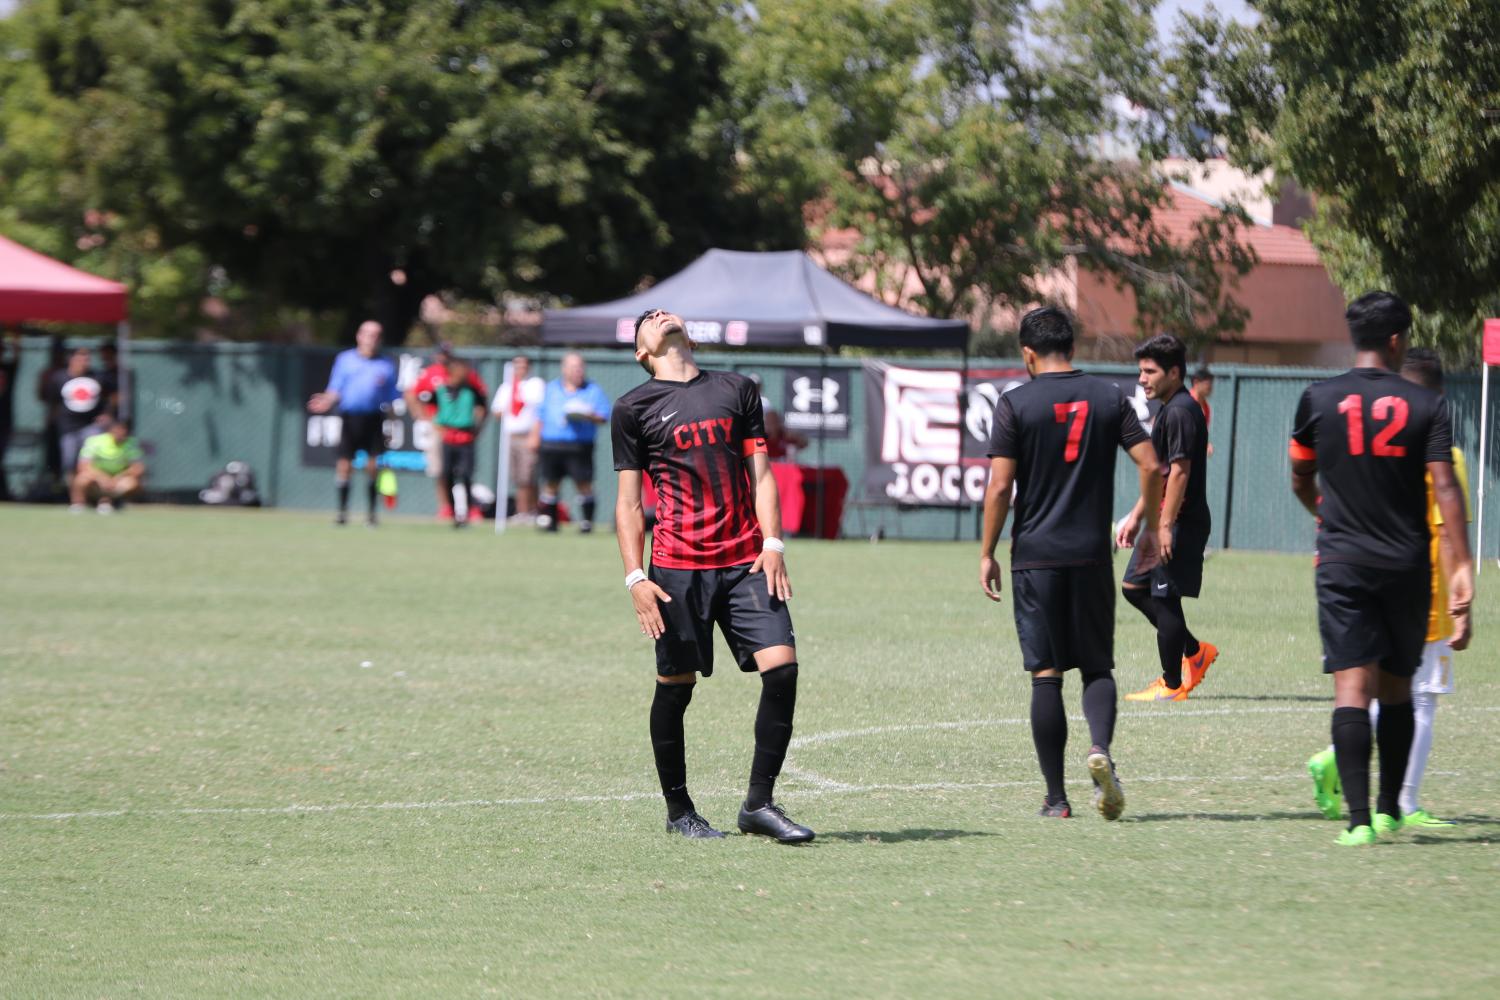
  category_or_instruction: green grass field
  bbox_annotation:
[2,505,1497,998]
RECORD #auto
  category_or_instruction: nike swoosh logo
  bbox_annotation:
[660,411,678,422]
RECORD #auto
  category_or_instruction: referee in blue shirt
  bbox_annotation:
[308,320,399,526]
[530,352,611,532]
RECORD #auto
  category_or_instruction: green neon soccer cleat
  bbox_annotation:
[1335,825,1376,847]
[1372,813,1403,839]
[1307,749,1341,821]
[1402,809,1456,830]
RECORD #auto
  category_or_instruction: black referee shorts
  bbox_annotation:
[337,412,387,460]
[1122,520,1210,599]
[650,562,795,677]
[1011,563,1115,674]
[1315,561,1429,675]
[538,443,595,485]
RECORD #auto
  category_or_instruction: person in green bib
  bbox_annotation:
[432,355,488,527]
[70,416,145,514]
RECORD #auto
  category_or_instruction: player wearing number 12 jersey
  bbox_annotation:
[1289,291,1474,847]
[613,308,813,844]
[980,307,1164,820]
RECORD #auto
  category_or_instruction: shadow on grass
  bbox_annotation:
[1190,694,1327,703]
[819,828,996,844]
[1123,810,1329,823]
[1410,832,1497,845]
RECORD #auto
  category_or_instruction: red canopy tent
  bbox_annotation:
[0,233,132,417]
[0,234,128,324]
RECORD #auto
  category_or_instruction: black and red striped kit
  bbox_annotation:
[613,369,792,676]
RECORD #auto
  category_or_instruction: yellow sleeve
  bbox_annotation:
[1454,449,1471,523]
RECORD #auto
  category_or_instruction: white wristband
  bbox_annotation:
[762,537,785,554]
[624,569,648,590]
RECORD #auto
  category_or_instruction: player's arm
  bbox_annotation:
[1290,457,1319,517]
[745,450,791,601]
[1127,440,1163,537]
[1114,495,1147,550]
[1289,389,1320,517]
[470,401,486,430]
[309,356,345,414]
[1157,458,1189,561]
[979,456,1015,602]
[616,469,672,638]
[1430,459,1474,645]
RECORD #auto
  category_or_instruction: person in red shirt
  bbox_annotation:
[406,344,487,520]
[613,308,813,844]
[430,355,488,528]
[1190,366,1214,457]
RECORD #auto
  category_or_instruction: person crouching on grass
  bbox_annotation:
[613,308,813,843]
[69,416,145,514]
[431,355,488,528]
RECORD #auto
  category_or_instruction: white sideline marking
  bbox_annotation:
[3,703,1493,824]
[789,703,1500,749]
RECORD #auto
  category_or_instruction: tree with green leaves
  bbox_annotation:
[729,0,1255,351]
[0,0,800,341]
[1164,0,1500,359]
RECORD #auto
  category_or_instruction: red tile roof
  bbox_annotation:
[1159,183,1323,266]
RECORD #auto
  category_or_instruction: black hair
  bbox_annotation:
[1401,346,1443,392]
[1134,333,1187,380]
[1345,291,1412,350]
[1192,365,1214,383]
[1017,306,1075,358]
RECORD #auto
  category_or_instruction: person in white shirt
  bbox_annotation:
[491,355,547,522]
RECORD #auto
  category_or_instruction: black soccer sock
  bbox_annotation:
[650,682,696,820]
[367,478,378,514]
[1376,699,1415,819]
[747,663,798,809]
[1122,586,1157,626]
[580,495,596,524]
[1332,705,1373,830]
[1153,595,1190,689]
[1080,671,1117,754]
[1030,676,1068,804]
[336,479,350,512]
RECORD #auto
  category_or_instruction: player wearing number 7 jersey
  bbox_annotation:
[1289,291,1474,847]
[980,307,1164,820]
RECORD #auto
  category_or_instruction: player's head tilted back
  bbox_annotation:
[1345,290,1412,367]
[1133,333,1186,400]
[1017,306,1075,376]
[633,308,690,375]
[1400,346,1443,395]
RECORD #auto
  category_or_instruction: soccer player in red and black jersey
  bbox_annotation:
[1116,334,1219,701]
[1289,291,1474,846]
[980,307,1164,820]
[613,308,813,843]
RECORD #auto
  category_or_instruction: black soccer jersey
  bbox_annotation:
[1290,367,1453,570]
[1153,387,1210,528]
[612,369,768,570]
[988,370,1149,570]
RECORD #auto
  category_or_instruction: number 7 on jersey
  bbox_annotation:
[1053,401,1089,462]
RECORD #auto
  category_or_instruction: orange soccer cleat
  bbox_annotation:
[1124,676,1188,702]
[1181,642,1219,693]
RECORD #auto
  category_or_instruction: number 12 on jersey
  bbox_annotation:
[1053,401,1089,462]
[1336,394,1408,457]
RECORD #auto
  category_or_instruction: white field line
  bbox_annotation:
[789,703,1500,749]
[2,703,1492,824]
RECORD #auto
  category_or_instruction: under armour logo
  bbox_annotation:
[791,376,840,414]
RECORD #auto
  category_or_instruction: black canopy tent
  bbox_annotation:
[541,249,973,537]
[540,249,968,350]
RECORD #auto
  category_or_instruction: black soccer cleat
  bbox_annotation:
[665,811,726,839]
[1038,799,1072,818]
[738,801,815,843]
[333,510,348,526]
[1087,747,1125,821]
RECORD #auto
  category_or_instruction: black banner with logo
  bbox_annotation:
[780,367,851,439]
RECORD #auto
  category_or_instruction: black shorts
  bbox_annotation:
[1011,563,1115,674]
[1315,561,1429,675]
[538,443,594,485]
[338,412,387,460]
[650,562,795,677]
[442,442,475,480]
[1122,519,1210,599]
